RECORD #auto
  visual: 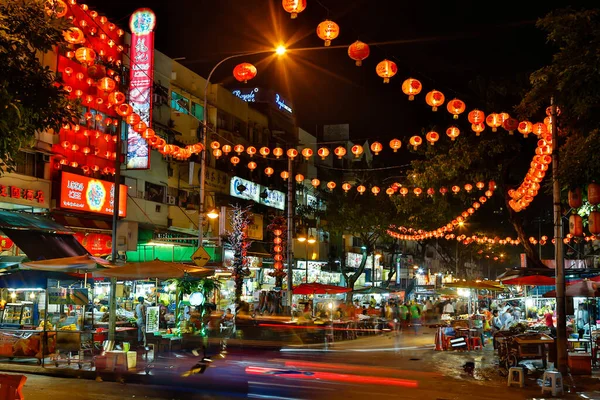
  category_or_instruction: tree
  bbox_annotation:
[0,0,76,171]
[320,186,398,293]
[224,204,252,305]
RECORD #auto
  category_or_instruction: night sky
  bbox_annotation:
[86,0,596,141]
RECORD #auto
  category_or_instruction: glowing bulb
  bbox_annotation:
[275,45,287,56]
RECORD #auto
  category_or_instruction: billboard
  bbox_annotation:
[60,172,127,217]
[126,8,156,169]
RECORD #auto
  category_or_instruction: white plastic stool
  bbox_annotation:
[507,367,525,388]
[541,370,564,396]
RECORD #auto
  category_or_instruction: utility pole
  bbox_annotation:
[286,157,294,316]
[551,97,567,374]
[108,128,122,342]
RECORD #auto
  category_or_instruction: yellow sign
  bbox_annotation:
[192,165,229,194]
[192,247,210,268]
[247,214,263,241]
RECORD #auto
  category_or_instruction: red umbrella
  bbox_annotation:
[502,275,556,286]
[293,283,351,295]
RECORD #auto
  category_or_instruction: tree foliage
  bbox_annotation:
[0,0,77,171]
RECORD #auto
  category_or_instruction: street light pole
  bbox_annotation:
[108,126,122,342]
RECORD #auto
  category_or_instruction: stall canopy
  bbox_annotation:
[352,286,390,295]
[502,275,556,286]
[293,283,351,295]
[0,270,81,288]
[444,280,504,291]
[543,280,600,298]
[20,255,111,272]
[92,259,214,279]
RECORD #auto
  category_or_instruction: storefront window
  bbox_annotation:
[191,102,203,120]
[171,91,189,113]
[145,182,166,203]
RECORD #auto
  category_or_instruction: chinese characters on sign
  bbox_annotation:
[229,176,285,210]
[0,185,44,204]
[60,172,127,217]
[126,8,156,170]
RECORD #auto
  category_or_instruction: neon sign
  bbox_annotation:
[232,88,259,102]
[275,93,292,114]
[126,8,156,170]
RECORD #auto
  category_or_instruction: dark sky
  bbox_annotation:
[86,0,596,141]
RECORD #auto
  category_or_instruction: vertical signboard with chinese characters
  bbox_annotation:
[127,8,156,169]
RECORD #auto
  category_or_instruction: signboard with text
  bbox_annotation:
[60,172,127,217]
[126,8,156,170]
[230,176,285,210]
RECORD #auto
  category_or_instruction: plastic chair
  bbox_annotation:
[469,337,483,350]
[507,367,525,388]
[541,370,563,396]
[0,374,27,400]
[445,336,456,350]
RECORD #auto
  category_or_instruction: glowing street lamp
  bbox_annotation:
[206,208,219,219]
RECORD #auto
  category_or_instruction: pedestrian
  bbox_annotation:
[369,295,377,308]
[443,300,454,316]
[409,302,421,334]
[544,306,556,335]
[502,308,515,330]
[576,303,589,338]
[135,296,146,347]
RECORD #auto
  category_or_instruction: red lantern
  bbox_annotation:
[468,109,485,124]
[264,167,274,177]
[222,145,232,155]
[569,214,584,237]
[503,117,519,135]
[568,187,583,209]
[518,121,533,138]
[425,90,445,111]
[402,78,422,101]
[588,183,600,206]
[316,20,340,46]
[282,0,306,19]
[75,47,96,66]
[259,147,270,158]
[230,156,240,166]
[446,99,466,119]
[376,59,397,83]
[357,185,366,195]
[280,171,289,180]
[426,131,439,145]
[311,178,320,188]
[233,63,257,83]
[247,161,257,171]
[342,183,352,192]
[413,188,422,196]
[589,211,600,235]
[389,138,401,152]
[246,146,257,157]
[334,146,347,159]
[301,148,313,160]
[532,122,548,136]
[116,104,133,117]
[471,123,485,136]
[371,186,380,196]
[234,144,245,155]
[97,77,116,92]
[327,181,336,190]
[485,113,501,132]
[409,136,422,150]
[351,144,363,158]
[348,41,370,66]
[446,126,460,141]
[451,185,460,194]
[295,174,304,183]
[212,149,222,159]
[287,148,298,159]
[370,141,383,155]
[63,27,85,44]
[317,147,330,160]
[126,113,140,126]
[400,188,409,196]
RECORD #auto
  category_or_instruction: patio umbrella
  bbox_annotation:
[543,280,600,298]
[92,259,214,280]
[352,286,390,295]
[293,282,351,295]
[502,275,556,286]
[20,254,112,272]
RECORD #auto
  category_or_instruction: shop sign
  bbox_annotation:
[126,8,156,170]
[259,189,285,210]
[247,214,263,241]
[0,236,14,251]
[47,288,88,305]
[74,232,112,257]
[346,252,379,269]
[60,172,127,217]
[145,306,159,333]
[275,93,292,114]
[230,176,260,202]
[194,166,229,194]
[232,87,260,102]
[0,175,49,209]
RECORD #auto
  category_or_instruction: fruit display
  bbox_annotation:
[59,324,78,331]
[37,320,53,331]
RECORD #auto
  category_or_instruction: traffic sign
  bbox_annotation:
[192,247,211,268]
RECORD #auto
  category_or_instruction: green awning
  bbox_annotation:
[0,211,72,233]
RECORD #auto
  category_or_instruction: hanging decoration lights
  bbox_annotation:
[401,78,422,101]
[316,20,340,46]
[426,131,440,145]
[376,59,397,83]
[233,63,258,83]
[425,90,445,111]
[389,138,401,152]
[282,0,307,19]
[446,99,466,119]
[348,40,370,66]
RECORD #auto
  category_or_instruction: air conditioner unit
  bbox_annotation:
[167,195,176,205]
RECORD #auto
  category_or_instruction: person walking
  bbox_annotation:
[399,302,409,332]
[443,300,455,316]
[409,302,421,334]
[135,296,147,347]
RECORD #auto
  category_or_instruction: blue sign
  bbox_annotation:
[260,189,285,210]
[229,177,285,210]
[232,88,259,103]
[275,93,292,114]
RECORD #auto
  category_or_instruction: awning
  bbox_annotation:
[93,259,214,280]
[52,213,112,231]
[2,229,88,261]
[20,255,112,272]
[0,210,72,233]
[0,270,81,288]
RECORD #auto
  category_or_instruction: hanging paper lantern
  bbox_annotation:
[282,0,306,19]
[425,90,445,112]
[63,27,85,44]
[409,136,422,150]
[210,141,220,150]
[399,187,409,196]
[476,181,485,190]
[212,149,222,159]
[301,148,313,160]
[471,123,485,136]
[126,113,140,126]
[115,104,133,117]
[485,190,493,197]
[413,188,422,196]
[45,0,68,18]
[473,202,480,209]
[246,146,257,158]
[426,188,435,196]
[357,185,366,195]
[316,20,340,46]
[389,138,402,152]
[264,167,274,177]
[499,112,510,124]
[327,181,336,190]
[75,47,96,66]
[233,63,258,83]
[588,183,600,206]
[348,40,370,66]
[232,144,244,155]
[532,122,548,136]
[425,131,439,145]
[222,144,232,155]
[569,214,584,237]
[589,210,600,235]
[334,146,347,159]
[342,183,352,193]
[568,187,582,209]
[259,147,270,157]
[386,188,395,196]
[281,171,289,180]
[439,187,448,195]
[371,186,381,196]
[468,109,485,124]
[311,178,320,188]
[317,147,330,160]
[401,78,422,100]
[287,148,298,159]
[97,77,116,92]
[295,174,305,183]
[485,113,502,132]
[132,121,147,133]
[273,147,284,158]
[370,141,383,155]
[503,117,519,135]
[351,144,363,158]
[446,99,466,119]
[464,184,473,192]
[376,59,397,83]
[446,126,460,141]
[107,91,125,105]
[451,185,460,194]
[230,156,240,165]
[247,161,257,171]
